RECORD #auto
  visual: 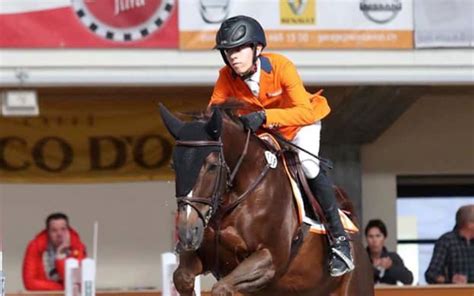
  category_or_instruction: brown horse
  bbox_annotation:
[159,104,374,296]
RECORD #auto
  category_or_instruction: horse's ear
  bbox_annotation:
[205,108,222,140]
[159,103,184,139]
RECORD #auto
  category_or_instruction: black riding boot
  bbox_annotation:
[308,171,355,277]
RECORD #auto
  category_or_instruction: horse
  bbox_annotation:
[159,104,374,296]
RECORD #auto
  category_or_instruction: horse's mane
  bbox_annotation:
[213,98,261,116]
[178,99,271,150]
[183,98,261,129]
[209,100,242,124]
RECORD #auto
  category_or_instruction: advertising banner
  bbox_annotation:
[414,0,473,48]
[180,0,414,49]
[0,0,178,48]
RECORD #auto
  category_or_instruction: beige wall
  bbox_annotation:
[1,182,215,292]
[362,94,474,250]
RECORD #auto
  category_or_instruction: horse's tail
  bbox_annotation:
[333,186,359,227]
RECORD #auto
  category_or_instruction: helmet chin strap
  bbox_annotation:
[239,63,258,80]
[238,45,259,80]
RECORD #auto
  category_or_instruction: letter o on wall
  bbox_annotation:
[32,137,74,172]
[133,135,171,169]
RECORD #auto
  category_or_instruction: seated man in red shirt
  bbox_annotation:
[22,213,86,290]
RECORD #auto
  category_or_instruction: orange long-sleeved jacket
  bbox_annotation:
[22,228,86,291]
[210,53,330,140]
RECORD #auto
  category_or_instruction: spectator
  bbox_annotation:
[22,213,86,290]
[425,204,474,284]
[365,219,413,285]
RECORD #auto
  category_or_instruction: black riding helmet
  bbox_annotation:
[215,15,266,71]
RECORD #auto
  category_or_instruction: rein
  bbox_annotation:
[227,129,251,186]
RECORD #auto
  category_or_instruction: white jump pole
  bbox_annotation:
[65,221,98,296]
[0,251,5,296]
[81,258,96,296]
[161,252,177,296]
[93,221,98,263]
[65,258,80,296]
[84,221,98,296]
[161,252,200,296]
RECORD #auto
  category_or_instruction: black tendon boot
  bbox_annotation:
[307,172,355,276]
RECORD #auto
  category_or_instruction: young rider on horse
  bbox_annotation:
[208,15,354,277]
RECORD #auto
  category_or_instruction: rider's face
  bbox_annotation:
[225,44,255,75]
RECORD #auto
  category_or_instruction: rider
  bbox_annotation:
[208,15,354,277]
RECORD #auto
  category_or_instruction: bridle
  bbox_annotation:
[175,139,228,226]
[175,129,272,227]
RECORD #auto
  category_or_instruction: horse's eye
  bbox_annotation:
[208,163,218,171]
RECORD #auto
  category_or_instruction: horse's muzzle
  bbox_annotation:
[178,215,205,251]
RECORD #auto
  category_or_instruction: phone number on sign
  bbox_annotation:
[267,32,311,44]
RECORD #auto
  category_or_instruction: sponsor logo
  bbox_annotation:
[72,0,175,42]
[280,0,316,25]
[199,0,230,24]
[360,0,402,24]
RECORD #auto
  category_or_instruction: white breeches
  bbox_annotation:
[291,121,321,179]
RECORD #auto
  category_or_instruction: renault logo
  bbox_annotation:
[288,0,309,16]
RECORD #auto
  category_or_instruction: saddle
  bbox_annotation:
[258,133,359,235]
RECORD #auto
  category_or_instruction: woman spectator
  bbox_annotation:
[365,219,414,285]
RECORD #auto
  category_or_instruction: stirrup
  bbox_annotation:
[330,237,355,276]
[330,249,355,275]
[330,263,354,277]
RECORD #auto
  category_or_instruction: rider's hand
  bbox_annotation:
[240,111,266,132]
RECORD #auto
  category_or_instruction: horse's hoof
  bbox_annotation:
[212,281,235,296]
[173,269,195,294]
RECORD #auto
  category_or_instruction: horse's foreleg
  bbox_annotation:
[173,251,203,296]
[212,248,275,296]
